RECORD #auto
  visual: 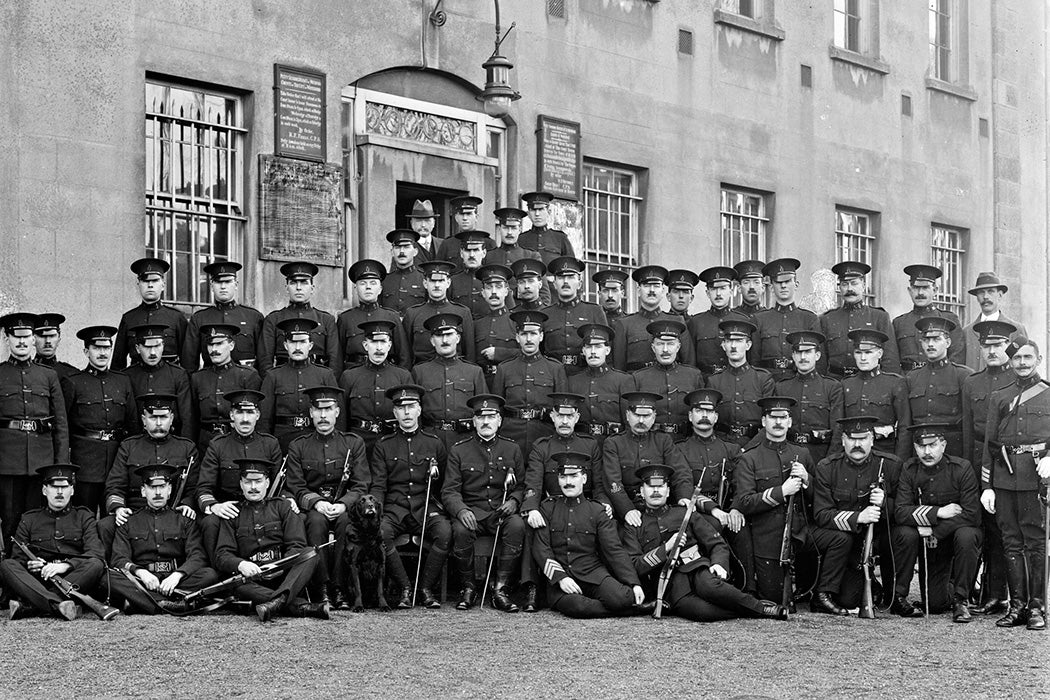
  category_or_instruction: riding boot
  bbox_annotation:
[1025,551,1046,630]
[419,546,447,608]
[522,582,538,613]
[385,548,413,609]
[454,551,475,611]
[996,556,1029,628]
[491,548,521,613]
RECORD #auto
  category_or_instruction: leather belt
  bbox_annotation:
[319,486,336,500]
[900,359,926,372]
[829,366,858,378]
[427,418,473,433]
[759,357,792,370]
[1,418,53,433]
[559,354,582,366]
[147,560,178,575]
[700,363,727,375]
[276,415,310,429]
[790,429,832,445]
[482,364,498,375]
[653,422,681,435]
[251,546,282,564]
[872,425,897,440]
[74,428,124,442]
[348,417,394,434]
[579,421,623,436]
[235,358,257,369]
[507,407,545,420]
[1002,442,1048,455]
[202,421,230,435]
[626,361,654,371]
[273,353,329,368]
[716,423,759,439]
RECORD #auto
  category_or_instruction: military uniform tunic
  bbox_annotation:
[892,306,965,371]
[751,304,822,380]
[474,307,519,382]
[775,370,844,462]
[258,302,341,376]
[34,356,78,381]
[336,302,410,368]
[442,435,525,519]
[0,359,69,475]
[181,301,264,371]
[380,266,427,315]
[905,358,972,457]
[196,430,284,511]
[705,364,775,445]
[961,363,1015,470]
[541,299,609,374]
[124,361,194,439]
[632,363,704,435]
[687,307,746,374]
[821,303,900,376]
[519,226,575,266]
[612,309,696,372]
[259,360,341,450]
[402,299,477,365]
[449,270,489,320]
[521,432,606,512]
[111,506,210,578]
[534,495,640,587]
[732,438,814,561]
[105,433,199,513]
[567,365,635,438]
[411,356,487,444]
[338,361,413,451]
[492,353,567,457]
[112,301,188,369]
[285,430,369,511]
[841,368,911,461]
[61,367,138,484]
[602,431,691,520]
[189,361,262,450]
[675,434,741,515]
[370,428,448,524]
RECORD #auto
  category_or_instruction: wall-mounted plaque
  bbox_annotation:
[274,64,327,162]
[536,115,581,201]
[258,155,344,266]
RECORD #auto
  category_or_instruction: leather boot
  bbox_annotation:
[385,549,413,609]
[329,585,348,611]
[1025,552,1045,630]
[996,600,1028,627]
[491,574,519,613]
[1026,599,1045,631]
[996,555,1029,627]
[810,592,850,616]
[418,549,447,608]
[255,593,287,622]
[890,595,924,618]
[456,584,475,611]
[454,552,475,610]
[290,601,331,620]
[522,582,538,613]
[759,600,789,620]
[8,600,36,620]
[973,596,1008,616]
[952,597,972,623]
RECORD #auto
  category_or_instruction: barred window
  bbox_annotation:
[582,163,641,310]
[833,0,862,53]
[720,187,769,267]
[930,224,967,317]
[145,80,247,306]
[834,206,877,303]
[721,0,756,18]
[929,0,952,81]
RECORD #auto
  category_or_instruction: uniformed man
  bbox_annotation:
[442,394,526,611]
[195,389,284,560]
[666,269,699,321]
[841,329,911,461]
[214,457,326,621]
[688,266,746,374]
[473,263,519,385]
[532,452,644,618]
[892,264,965,371]
[449,230,491,319]
[406,199,440,263]
[541,256,608,375]
[180,261,264,372]
[493,310,567,458]
[371,384,450,609]
[438,195,495,262]
[188,323,262,452]
[112,257,188,370]
[62,325,138,514]
[904,317,972,458]
[893,423,982,622]
[811,416,902,615]
[258,261,341,376]
[602,391,692,527]
[487,207,553,308]
[821,261,900,377]
[519,191,576,266]
[32,314,77,380]
[961,320,1019,616]
[0,312,69,548]
[0,464,105,621]
[568,323,635,444]
[403,260,477,365]
[337,259,409,368]
[411,313,487,450]
[381,228,428,314]
[632,320,704,437]
[731,259,767,319]
[107,464,220,614]
[260,317,342,451]
[733,396,817,602]
[751,258,822,381]
[510,258,547,312]
[961,272,1029,372]
[123,323,194,439]
[621,463,787,621]
[593,269,628,323]
[982,338,1050,630]
[774,330,844,463]
[613,265,695,371]
[706,318,775,447]
[285,385,369,605]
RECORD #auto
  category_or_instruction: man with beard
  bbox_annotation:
[188,323,261,452]
[821,261,899,377]
[258,261,341,376]
[961,272,1028,371]
[731,260,767,319]
[124,324,194,439]
[403,260,477,365]
[687,266,747,375]
[112,257,187,370]
[631,320,704,436]
[32,314,77,380]
[541,256,608,376]
[568,324,636,445]
[593,269,628,323]
[338,259,409,368]
[751,259,822,381]
[473,264,519,385]
[381,228,427,314]
[613,265,695,372]
[181,261,264,372]
[705,319,775,447]
[774,330,844,464]
[892,264,964,371]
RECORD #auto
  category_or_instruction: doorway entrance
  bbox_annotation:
[395,182,466,244]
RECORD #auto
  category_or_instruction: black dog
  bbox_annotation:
[343,494,389,612]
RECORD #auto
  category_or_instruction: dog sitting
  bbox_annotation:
[343,494,389,612]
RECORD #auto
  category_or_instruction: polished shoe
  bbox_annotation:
[811,592,850,616]
[395,587,413,609]
[420,587,442,609]
[159,599,192,614]
[490,584,520,613]
[330,588,348,611]
[759,600,789,620]
[56,600,78,621]
[522,583,538,613]
[633,598,658,616]
[952,600,972,623]
[1026,601,1045,631]
[8,600,36,620]
[973,597,1008,616]
[890,595,924,618]
[456,586,475,611]
[255,593,287,622]
[995,602,1028,627]
[291,601,331,620]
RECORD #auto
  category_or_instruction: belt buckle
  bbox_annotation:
[560,354,577,365]
[840,367,858,377]
[484,365,497,375]
[319,486,335,500]
[794,434,810,444]
[19,420,36,432]
[292,416,309,428]
[252,548,279,564]
[588,424,604,436]
[99,430,115,441]
[660,424,677,434]
[772,358,790,369]
[368,421,381,434]
[236,359,257,368]
[438,421,454,431]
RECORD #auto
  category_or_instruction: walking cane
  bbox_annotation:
[918,487,931,619]
[412,458,439,606]
[480,470,515,610]
[1042,480,1050,615]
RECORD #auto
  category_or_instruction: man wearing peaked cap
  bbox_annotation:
[541,257,608,377]
[32,313,76,380]
[182,260,264,372]
[751,258,822,382]
[403,260,476,365]
[510,258,547,312]
[406,199,439,262]
[774,330,843,464]
[338,258,409,369]
[614,265,696,373]
[258,261,341,377]
[486,208,553,308]
[962,271,1028,372]
[112,257,188,372]
[188,322,262,453]
[439,195,495,263]
[705,318,775,448]
[632,319,703,436]
[892,264,964,372]
[688,266,745,375]
[732,260,767,319]
[64,325,138,514]
[822,261,900,378]
[520,191,576,266]
[449,231,491,319]
[904,316,972,459]
[666,269,700,320]
[593,269,628,322]
[123,323,194,441]
[840,328,911,462]
[383,228,428,314]
[568,323,635,445]
[473,263,518,384]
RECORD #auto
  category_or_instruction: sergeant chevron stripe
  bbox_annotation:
[913,505,934,527]
[644,547,663,567]
[761,488,778,507]
[833,510,852,531]
[543,559,565,580]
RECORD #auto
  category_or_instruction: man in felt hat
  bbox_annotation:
[510,258,547,312]
[181,261,264,372]
[541,256,608,375]
[840,328,911,461]
[406,199,439,262]
[124,323,194,439]
[519,191,575,266]
[32,313,77,380]
[821,261,899,377]
[567,323,636,445]
[613,264,695,371]
[751,258,822,381]
[473,263,519,384]
[731,260,767,319]
[774,330,843,464]
[961,272,1028,371]
[449,231,492,319]
[705,318,775,447]
[687,266,748,374]
[892,264,964,371]
[631,319,703,436]
[593,269,628,323]
[338,259,408,368]
[112,257,188,370]
[903,316,972,458]
[382,228,428,314]
[403,260,476,365]
[188,323,262,452]
[258,261,341,376]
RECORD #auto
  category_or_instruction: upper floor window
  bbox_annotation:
[833,0,862,53]
[929,0,953,81]
[721,0,756,18]
[930,224,967,318]
[720,186,769,267]
[834,206,878,304]
[582,162,642,310]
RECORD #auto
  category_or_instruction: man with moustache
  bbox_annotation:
[961,272,1028,371]
[112,257,187,370]
[405,199,440,263]
[32,314,77,380]
[705,319,775,447]
[449,231,492,319]
[124,324,194,439]
[631,320,704,436]
[731,260,767,319]
[519,191,575,266]
[188,323,262,452]
[473,264,519,385]
[821,261,899,377]
[181,261,264,372]
[904,317,972,458]
[541,256,608,376]
[593,269,628,323]
[381,228,428,314]
[338,259,409,369]
[258,261,341,376]
[510,258,547,312]
[403,260,477,365]
[438,196,495,262]
[892,264,964,371]
[487,207,553,308]
[688,266,746,375]
[613,265,695,372]
[775,330,844,464]
[751,259,822,381]
[841,329,911,461]
[568,324,635,444]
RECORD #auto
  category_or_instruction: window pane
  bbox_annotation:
[582,162,640,309]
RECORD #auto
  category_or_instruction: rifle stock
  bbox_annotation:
[654,475,705,619]
[184,541,332,603]
[171,457,194,508]
[332,449,354,502]
[858,458,885,620]
[267,456,289,499]
[12,539,120,621]
[716,459,727,510]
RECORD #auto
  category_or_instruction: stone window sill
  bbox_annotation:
[828,45,890,75]
[925,77,977,102]
[713,9,785,42]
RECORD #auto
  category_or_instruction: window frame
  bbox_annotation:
[930,223,968,318]
[720,186,770,268]
[833,0,862,53]
[833,205,878,304]
[581,161,643,312]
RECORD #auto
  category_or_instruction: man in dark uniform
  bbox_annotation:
[532,452,644,618]
[493,310,567,459]
[32,314,77,380]
[751,258,822,381]
[258,261,341,376]
[841,329,911,461]
[487,207,552,307]
[124,323,194,439]
[732,396,816,602]
[904,317,972,458]
[961,320,1019,615]
[381,228,428,314]
[541,256,608,375]
[706,318,775,447]
[821,261,900,377]
[892,264,965,371]
[403,260,477,365]
[214,458,326,621]
[731,259,767,319]
[188,323,262,452]
[632,319,704,437]
[195,389,284,560]
[510,258,547,312]
[371,384,451,609]
[666,269,699,321]
[568,323,635,444]
[894,423,982,622]
[519,191,576,265]
[811,416,902,615]
[406,199,440,263]
[473,263,519,385]
[112,257,188,370]
[107,464,220,614]
[181,261,264,372]
[62,325,138,514]
[260,317,342,451]
[285,385,369,605]
[442,394,526,611]
[775,330,844,464]
[593,269,628,323]
[0,464,105,621]
[449,230,491,319]
[338,259,409,368]
[982,338,1050,630]
[613,265,695,371]
[622,463,787,621]
[688,266,745,374]
[602,391,691,528]
[438,195,497,262]
[0,312,69,549]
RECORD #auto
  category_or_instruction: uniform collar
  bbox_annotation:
[215,300,239,310]
[585,364,609,376]
[46,504,73,517]
[727,362,751,375]
[86,366,106,376]
[654,361,678,371]
[1018,373,1043,390]
[859,367,881,379]
[928,357,950,368]
[774,303,796,312]
[211,360,233,371]
[8,358,33,368]
[762,437,789,451]
[842,300,864,311]
[288,358,310,368]
[35,356,57,366]
[638,307,662,319]
[557,297,580,308]
[140,300,163,310]
[427,298,448,306]
[359,301,379,310]
[435,354,460,365]
[711,306,732,317]
[289,301,313,310]
[147,433,172,444]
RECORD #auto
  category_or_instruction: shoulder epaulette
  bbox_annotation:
[451,435,474,448]
[881,371,904,379]
[739,443,760,455]
[753,366,773,376]
[169,435,196,446]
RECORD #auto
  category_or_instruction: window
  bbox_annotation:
[582,163,641,309]
[834,207,877,303]
[929,0,952,82]
[833,0,861,52]
[720,187,769,267]
[721,0,756,18]
[145,80,246,306]
[930,224,967,317]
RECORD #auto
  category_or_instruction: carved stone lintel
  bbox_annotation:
[364,102,476,153]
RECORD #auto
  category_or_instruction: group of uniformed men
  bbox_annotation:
[1,191,1047,629]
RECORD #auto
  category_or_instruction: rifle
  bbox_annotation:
[654,474,706,619]
[858,458,885,620]
[267,456,289,499]
[13,539,120,621]
[113,567,232,616]
[715,459,728,510]
[171,457,194,508]
[1042,480,1050,620]
[779,454,804,614]
[332,449,354,502]
[183,541,333,603]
